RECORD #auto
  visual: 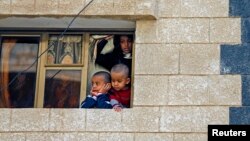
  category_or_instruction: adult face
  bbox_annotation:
[120,36,133,54]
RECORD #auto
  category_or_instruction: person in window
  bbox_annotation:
[109,64,131,112]
[95,34,134,76]
[81,71,112,108]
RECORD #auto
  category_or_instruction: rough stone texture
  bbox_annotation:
[136,19,210,43]
[11,0,35,14]
[159,19,210,43]
[0,0,11,14]
[136,20,161,43]
[99,133,134,141]
[58,0,85,15]
[135,44,179,74]
[0,133,25,141]
[208,75,241,105]
[135,0,157,16]
[25,133,49,141]
[158,0,181,17]
[49,109,85,131]
[169,76,209,105]
[121,107,160,132]
[0,109,11,131]
[210,18,241,43]
[181,0,229,17]
[160,106,228,132]
[135,133,173,141]
[35,0,59,14]
[10,109,49,131]
[174,133,207,141]
[180,44,220,74]
[114,0,135,15]
[86,109,122,131]
[84,0,114,15]
[134,75,169,105]
[46,133,98,141]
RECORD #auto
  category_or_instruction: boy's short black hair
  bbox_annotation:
[111,63,129,78]
[93,71,111,83]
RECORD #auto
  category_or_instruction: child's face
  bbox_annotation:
[111,72,130,91]
[91,75,107,93]
[120,36,132,54]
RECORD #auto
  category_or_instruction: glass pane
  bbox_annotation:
[43,70,81,108]
[0,37,39,108]
[47,35,83,64]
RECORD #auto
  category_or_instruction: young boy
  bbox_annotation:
[110,63,131,112]
[81,71,112,109]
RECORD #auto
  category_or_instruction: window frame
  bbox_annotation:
[0,32,135,108]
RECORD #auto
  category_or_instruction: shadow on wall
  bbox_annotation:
[221,0,250,124]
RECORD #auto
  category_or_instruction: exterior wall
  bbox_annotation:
[0,0,243,141]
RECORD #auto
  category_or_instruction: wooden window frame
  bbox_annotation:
[0,32,134,108]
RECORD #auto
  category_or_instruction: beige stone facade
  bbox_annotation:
[0,0,242,141]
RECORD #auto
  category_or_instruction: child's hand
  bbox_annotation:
[113,105,122,112]
[99,83,111,94]
[90,89,98,96]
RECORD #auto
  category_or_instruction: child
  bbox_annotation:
[110,63,131,112]
[81,71,112,109]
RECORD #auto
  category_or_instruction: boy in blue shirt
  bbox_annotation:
[81,71,112,108]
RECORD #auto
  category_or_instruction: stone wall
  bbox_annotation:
[0,0,243,141]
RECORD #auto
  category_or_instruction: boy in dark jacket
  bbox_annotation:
[81,71,112,109]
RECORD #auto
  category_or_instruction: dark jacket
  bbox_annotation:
[81,94,112,109]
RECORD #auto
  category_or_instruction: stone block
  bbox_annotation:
[160,106,228,132]
[26,133,49,141]
[174,133,207,141]
[121,107,160,132]
[133,75,169,106]
[0,0,11,14]
[11,0,35,14]
[46,133,98,141]
[181,0,228,17]
[58,0,85,15]
[158,0,181,17]
[208,75,241,105]
[99,133,134,141]
[35,0,59,14]
[114,0,135,15]
[135,133,173,141]
[210,18,241,43]
[0,133,25,141]
[10,109,49,131]
[49,109,85,131]
[136,20,162,43]
[86,109,122,131]
[169,76,209,105]
[84,0,114,15]
[135,44,179,74]
[159,19,209,43]
[180,44,220,74]
[0,109,11,131]
[135,0,156,16]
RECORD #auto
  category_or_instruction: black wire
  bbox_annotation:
[0,0,94,93]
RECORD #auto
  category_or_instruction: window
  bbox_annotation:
[0,32,134,108]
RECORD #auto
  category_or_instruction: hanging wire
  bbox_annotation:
[0,0,94,92]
